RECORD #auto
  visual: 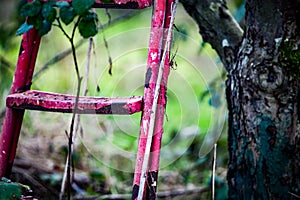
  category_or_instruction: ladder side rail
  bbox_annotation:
[148,0,176,198]
[132,0,167,199]
[0,29,41,178]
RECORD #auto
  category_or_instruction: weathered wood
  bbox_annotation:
[180,0,300,198]
[180,0,243,69]
[0,28,41,178]
[7,90,142,115]
[132,0,174,199]
[93,0,151,9]
[53,0,151,9]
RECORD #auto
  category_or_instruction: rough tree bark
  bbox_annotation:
[181,0,300,199]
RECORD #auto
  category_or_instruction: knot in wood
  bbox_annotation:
[254,64,284,94]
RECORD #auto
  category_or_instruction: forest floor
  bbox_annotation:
[2,112,228,200]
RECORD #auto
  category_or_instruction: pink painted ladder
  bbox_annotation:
[0,0,175,199]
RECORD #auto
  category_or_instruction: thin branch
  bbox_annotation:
[55,16,83,200]
[288,192,300,199]
[90,186,210,200]
[0,54,15,70]
[56,18,72,41]
[83,37,93,95]
[180,0,243,69]
[212,143,217,200]
[33,11,137,80]
[69,18,82,79]
[67,46,81,200]
[12,166,51,195]
[105,8,112,25]
[33,40,83,80]
[98,19,113,75]
[157,186,210,198]
[59,37,93,200]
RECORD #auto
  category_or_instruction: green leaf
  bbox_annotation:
[27,15,43,30]
[78,19,98,38]
[0,178,22,200]
[56,1,70,8]
[72,0,94,15]
[42,2,57,23]
[60,6,76,25]
[20,0,42,17]
[16,22,34,36]
[38,20,52,36]
[82,11,98,21]
[78,12,98,38]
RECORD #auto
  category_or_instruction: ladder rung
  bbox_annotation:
[59,0,152,9]
[6,90,143,115]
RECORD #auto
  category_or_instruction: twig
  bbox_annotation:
[288,192,300,199]
[0,54,15,70]
[33,11,136,80]
[12,166,52,195]
[105,8,111,25]
[212,143,217,200]
[55,17,83,200]
[93,186,210,200]
[67,19,82,200]
[83,37,93,96]
[157,186,210,198]
[137,1,178,199]
[33,39,84,80]
[59,33,94,200]
[97,18,113,75]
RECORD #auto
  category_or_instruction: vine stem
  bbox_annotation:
[59,37,93,200]
[212,143,217,200]
[137,1,178,199]
[56,17,83,200]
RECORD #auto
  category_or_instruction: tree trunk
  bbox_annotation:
[181,0,300,198]
[226,0,300,199]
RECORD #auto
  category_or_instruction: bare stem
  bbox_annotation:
[56,18,71,41]
[96,186,210,200]
[98,19,113,75]
[212,143,217,200]
[57,17,83,200]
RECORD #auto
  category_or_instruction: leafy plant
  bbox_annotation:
[0,177,33,200]
[17,0,98,38]
[16,0,101,199]
[0,177,21,200]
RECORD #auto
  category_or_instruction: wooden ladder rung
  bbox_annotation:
[60,0,152,9]
[6,90,143,115]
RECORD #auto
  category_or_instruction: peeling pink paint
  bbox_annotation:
[0,0,152,179]
[6,90,142,115]
[1,3,174,200]
[55,0,152,9]
[0,28,41,178]
[132,0,175,199]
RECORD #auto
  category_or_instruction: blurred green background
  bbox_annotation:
[0,0,245,199]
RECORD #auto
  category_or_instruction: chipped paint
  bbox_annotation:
[7,90,143,115]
